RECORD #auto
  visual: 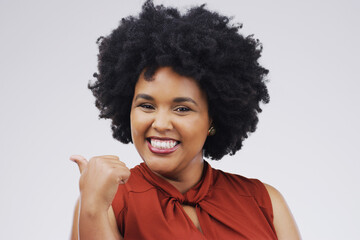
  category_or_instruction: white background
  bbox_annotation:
[0,0,359,239]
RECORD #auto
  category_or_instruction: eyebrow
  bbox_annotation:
[134,93,154,101]
[134,94,198,106]
[173,97,198,106]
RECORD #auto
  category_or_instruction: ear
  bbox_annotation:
[209,118,213,128]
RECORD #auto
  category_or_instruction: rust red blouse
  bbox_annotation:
[112,161,278,239]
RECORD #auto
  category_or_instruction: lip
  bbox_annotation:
[146,138,180,154]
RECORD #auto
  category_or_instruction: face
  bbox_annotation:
[130,67,211,180]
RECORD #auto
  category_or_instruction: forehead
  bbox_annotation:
[134,67,207,103]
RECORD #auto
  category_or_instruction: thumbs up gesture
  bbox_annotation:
[70,155,131,212]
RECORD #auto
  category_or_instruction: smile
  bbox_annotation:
[146,138,180,154]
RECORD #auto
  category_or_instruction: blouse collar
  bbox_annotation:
[137,161,213,206]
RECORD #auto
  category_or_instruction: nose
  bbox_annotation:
[151,109,173,132]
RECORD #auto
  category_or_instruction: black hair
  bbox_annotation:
[89,0,269,160]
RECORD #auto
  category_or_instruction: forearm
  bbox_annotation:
[78,201,122,240]
[70,155,128,240]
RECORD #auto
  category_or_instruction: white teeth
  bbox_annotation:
[150,139,177,149]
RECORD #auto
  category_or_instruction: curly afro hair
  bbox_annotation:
[89,0,269,160]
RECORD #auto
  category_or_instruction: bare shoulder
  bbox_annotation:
[263,183,302,240]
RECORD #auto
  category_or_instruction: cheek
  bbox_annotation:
[130,110,151,139]
[130,111,142,140]
[176,117,209,142]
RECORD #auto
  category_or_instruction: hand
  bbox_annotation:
[70,155,131,212]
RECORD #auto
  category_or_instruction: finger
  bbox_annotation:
[69,155,88,174]
[119,174,130,184]
[117,168,131,184]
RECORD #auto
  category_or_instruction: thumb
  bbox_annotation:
[70,155,88,174]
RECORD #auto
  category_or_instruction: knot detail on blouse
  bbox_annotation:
[112,161,278,239]
[137,161,212,206]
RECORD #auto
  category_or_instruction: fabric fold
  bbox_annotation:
[137,161,212,206]
[112,161,278,239]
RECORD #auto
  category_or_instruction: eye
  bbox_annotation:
[174,106,191,112]
[139,103,155,110]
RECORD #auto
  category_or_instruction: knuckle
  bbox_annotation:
[110,155,120,160]
[122,169,131,180]
[118,161,126,166]
[124,168,131,177]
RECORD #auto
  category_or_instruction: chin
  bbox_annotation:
[143,155,179,176]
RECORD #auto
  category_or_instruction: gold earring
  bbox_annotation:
[208,126,216,136]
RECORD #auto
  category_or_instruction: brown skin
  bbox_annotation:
[70,155,128,240]
[70,67,301,239]
[130,67,211,193]
[265,184,302,239]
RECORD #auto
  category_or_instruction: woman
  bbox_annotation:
[71,1,301,239]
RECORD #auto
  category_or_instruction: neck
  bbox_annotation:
[158,158,205,194]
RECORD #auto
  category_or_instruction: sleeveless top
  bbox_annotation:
[112,161,278,239]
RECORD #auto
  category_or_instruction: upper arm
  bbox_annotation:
[264,184,301,240]
[108,205,121,238]
[70,198,122,240]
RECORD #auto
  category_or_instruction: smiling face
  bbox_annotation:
[130,67,211,181]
